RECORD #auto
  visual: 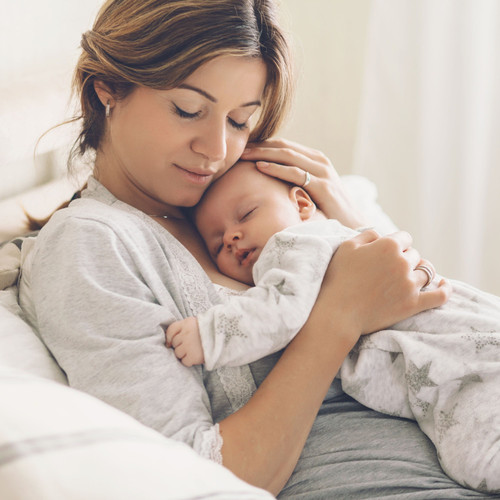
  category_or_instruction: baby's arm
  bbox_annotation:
[196,221,357,371]
[166,317,204,367]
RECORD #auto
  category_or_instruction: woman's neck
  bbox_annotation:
[94,154,185,220]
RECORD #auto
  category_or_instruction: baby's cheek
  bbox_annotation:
[218,256,234,277]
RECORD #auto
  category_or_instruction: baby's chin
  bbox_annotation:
[242,274,255,286]
[228,269,254,287]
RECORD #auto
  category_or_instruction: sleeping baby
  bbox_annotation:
[166,160,500,494]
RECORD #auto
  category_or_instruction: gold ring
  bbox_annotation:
[415,264,434,288]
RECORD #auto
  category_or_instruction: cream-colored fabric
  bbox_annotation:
[0,367,272,500]
[0,242,21,290]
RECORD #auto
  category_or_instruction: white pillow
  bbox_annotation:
[0,241,21,290]
[0,367,273,500]
[341,175,398,235]
[0,288,67,383]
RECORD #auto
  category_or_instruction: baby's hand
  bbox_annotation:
[165,317,204,367]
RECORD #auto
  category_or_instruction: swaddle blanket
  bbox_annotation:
[197,219,500,493]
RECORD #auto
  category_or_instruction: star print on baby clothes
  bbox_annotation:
[413,397,431,417]
[462,329,500,353]
[215,313,248,346]
[341,376,371,403]
[266,235,297,266]
[435,403,460,443]
[406,360,438,394]
[274,278,295,297]
[457,373,483,392]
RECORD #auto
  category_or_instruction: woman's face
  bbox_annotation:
[96,56,267,216]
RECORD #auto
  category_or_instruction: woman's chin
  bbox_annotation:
[175,191,206,208]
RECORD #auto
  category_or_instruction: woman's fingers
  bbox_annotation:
[327,230,451,336]
[417,278,452,311]
[244,137,330,168]
[351,228,381,244]
[414,258,436,289]
[242,137,368,227]
[403,248,421,271]
[388,230,413,251]
[254,161,313,188]
[242,138,334,188]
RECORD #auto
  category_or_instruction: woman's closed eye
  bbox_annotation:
[173,104,201,119]
[173,103,248,131]
[228,117,248,131]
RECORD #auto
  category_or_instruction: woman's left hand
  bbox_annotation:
[241,138,368,229]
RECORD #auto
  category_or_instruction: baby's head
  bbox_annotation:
[194,160,320,285]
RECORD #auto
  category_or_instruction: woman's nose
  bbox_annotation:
[192,119,227,162]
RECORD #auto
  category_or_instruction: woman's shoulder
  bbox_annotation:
[30,195,175,278]
[38,176,147,233]
[37,197,140,245]
[38,180,161,245]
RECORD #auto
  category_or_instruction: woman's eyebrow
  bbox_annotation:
[178,83,261,107]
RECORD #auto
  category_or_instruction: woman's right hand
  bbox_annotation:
[323,229,451,342]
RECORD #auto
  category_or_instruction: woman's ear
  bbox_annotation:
[289,186,317,221]
[93,80,115,108]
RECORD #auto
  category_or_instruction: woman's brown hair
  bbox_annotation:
[74,0,293,160]
[29,0,294,230]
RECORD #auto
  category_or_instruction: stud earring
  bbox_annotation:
[105,101,111,118]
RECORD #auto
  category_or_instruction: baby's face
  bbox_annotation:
[195,161,303,285]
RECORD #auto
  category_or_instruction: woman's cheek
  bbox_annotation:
[230,135,250,162]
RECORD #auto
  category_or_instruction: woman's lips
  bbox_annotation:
[175,164,215,185]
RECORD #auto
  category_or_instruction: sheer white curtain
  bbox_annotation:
[353,0,500,295]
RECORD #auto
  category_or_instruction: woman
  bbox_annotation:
[19,0,492,497]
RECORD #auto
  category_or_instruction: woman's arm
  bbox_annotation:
[218,229,451,495]
[241,138,368,229]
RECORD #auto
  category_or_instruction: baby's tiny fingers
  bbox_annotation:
[165,322,181,347]
[181,354,195,367]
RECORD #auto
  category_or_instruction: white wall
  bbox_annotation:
[0,0,103,200]
[280,0,371,175]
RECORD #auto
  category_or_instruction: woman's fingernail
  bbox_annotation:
[257,161,269,168]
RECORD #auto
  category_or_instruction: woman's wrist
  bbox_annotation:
[309,277,362,353]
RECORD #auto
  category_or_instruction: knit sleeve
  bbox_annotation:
[27,211,222,460]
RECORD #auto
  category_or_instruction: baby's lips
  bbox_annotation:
[237,248,258,267]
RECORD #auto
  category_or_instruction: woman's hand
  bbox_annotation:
[241,137,368,229]
[323,229,451,340]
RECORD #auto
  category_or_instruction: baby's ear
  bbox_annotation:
[289,187,316,221]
